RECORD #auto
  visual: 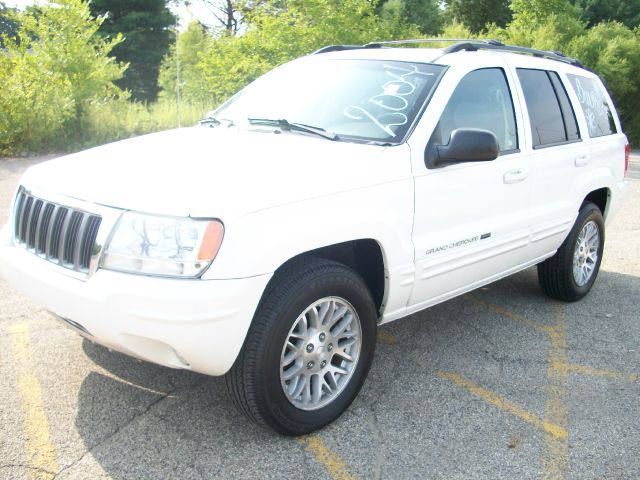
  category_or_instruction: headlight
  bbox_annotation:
[101,212,224,277]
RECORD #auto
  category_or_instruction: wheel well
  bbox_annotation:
[275,240,386,313]
[582,188,610,218]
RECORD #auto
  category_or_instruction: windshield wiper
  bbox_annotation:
[200,115,235,127]
[247,118,338,141]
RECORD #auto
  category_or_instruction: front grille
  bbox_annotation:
[13,189,102,273]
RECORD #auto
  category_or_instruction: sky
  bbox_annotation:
[4,0,31,7]
[3,0,218,30]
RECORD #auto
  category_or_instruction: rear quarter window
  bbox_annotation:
[567,74,617,138]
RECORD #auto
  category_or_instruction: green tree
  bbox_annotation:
[90,0,175,102]
[444,0,512,33]
[0,0,126,153]
[185,0,267,34]
[158,20,212,103]
[379,0,442,35]
[161,0,419,108]
[439,20,474,38]
[0,2,19,44]
[510,0,580,26]
[487,12,584,50]
[575,0,640,29]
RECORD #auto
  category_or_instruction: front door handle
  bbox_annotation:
[575,155,591,167]
[503,168,528,184]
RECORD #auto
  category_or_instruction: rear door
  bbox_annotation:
[511,66,592,258]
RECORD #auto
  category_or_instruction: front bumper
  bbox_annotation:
[0,224,271,376]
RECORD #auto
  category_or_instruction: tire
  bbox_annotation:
[538,202,605,302]
[225,256,377,436]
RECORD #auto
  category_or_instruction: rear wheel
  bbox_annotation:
[225,257,377,435]
[538,202,605,302]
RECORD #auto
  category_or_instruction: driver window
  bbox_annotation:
[434,68,518,153]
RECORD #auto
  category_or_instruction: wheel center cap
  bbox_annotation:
[303,334,333,374]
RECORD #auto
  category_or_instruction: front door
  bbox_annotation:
[409,65,531,309]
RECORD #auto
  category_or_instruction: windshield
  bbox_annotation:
[212,58,445,144]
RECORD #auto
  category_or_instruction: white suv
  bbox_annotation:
[0,40,629,435]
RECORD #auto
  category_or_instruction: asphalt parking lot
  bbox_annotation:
[1,154,639,480]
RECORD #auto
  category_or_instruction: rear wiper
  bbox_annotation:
[200,115,235,127]
[247,118,338,141]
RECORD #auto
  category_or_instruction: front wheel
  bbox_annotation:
[538,202,605,302]
[225,257,377,435]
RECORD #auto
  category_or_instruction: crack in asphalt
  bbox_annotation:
[369,408,387,480]
[0,463,57,477]
[52,382,180,479]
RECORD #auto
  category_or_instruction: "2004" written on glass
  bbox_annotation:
[344,64,434,137]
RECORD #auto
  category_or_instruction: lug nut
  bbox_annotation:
[320,360,327,368]
[328,344,333,351]
[307,361,314,369]
[306,344,314,353]
[319,333,326,342]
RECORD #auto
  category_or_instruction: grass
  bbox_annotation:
[75,99,211,149]
[0,99,212,156]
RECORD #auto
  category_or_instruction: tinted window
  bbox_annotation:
[435,68,518,152]
[567,74,617,137]
[549,72,580,141]
[518,69,572,147]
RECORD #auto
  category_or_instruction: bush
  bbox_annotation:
[158,21,212,105]
[75,100,209,149]
[0,0,126,154]
[568,23,640,145]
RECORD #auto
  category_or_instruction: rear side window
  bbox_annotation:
[567,74,617,138]
[517,69,580,148]
[435,68,518,152]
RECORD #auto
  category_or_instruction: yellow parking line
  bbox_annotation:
[541,305,569,480]
[298,435,357,480]
[463,295,548,333]
[466,297,570,478]
[377,330,397,345]
[438,371,567,440]
[566,363,638,382]
[466,297,637,479]
[8,324,59,479]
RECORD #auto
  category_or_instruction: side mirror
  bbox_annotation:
[427,128,499,169]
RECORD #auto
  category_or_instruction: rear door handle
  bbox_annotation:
[575,155,590,167]
[503,168,528,184]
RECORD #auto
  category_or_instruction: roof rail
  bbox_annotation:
[312,39,583,68]
[442,40,583,67]
[364,38,498,47]
[312,39,485,55]
[312,44,381,55]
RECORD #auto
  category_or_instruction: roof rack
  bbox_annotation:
[366,38,498,47]
[312,44,381,55]
[312,38,487,55]
[442,40,583,67]
[312,38,583,68]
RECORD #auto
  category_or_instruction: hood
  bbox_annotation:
[20,127,410,219]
